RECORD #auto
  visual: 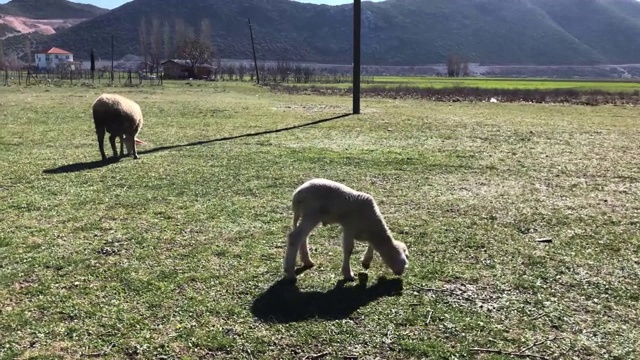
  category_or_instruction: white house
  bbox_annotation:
[35,47,74,70]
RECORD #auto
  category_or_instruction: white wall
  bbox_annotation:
[34,53,74,69]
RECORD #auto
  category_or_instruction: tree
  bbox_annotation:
[24,37,31,68]
[0,40,5,70]
[163,20,171,60]
[175,35,213,78]
[174,18,188,57]
[90,48,96,81]
[446,53,469,77]
[139,16,148,73]
[149,17,161,73]
[199,18,218,72]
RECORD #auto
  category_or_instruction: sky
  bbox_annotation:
[1,0,384,10]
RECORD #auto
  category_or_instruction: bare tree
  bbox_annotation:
[276,61,292,82]
[139,16,148,73]
[163,20,171,60]
[200,18,211,45]
[200,18,216,65]
[446,53,469,77]
[150,17,161,73]
[0,40,5,70]
[237,63,246,81]
[24,37,31,69]
[175,35,213,78]
[461,61,469,77]
[174,18,187,57]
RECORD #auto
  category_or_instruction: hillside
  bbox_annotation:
[6,0,640,66]
[0,0,108,20]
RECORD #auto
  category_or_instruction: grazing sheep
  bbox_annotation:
[92,93,144,161]
[283,178,409,281]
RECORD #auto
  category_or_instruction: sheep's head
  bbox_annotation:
[123,135,135,155]
[379,240,409,276]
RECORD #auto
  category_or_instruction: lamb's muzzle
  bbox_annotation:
[283,178,409,281]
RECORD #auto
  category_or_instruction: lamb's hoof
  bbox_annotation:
[361,261,371,270]
[133,155,140,160]
[301,261,315,268]
[343,273,356,282]
[283,270,297,281]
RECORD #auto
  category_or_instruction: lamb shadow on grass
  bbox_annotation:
[250,273,403,324]
[43,156,121,174]
[138,113,352,156]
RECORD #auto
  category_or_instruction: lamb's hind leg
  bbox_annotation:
[361,244,374,269]
[298,236,314,268]
[284,215,320,280]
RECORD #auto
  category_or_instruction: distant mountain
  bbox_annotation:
[0,0,108,20]
[5,0,640,66]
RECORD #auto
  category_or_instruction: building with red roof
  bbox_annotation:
[35,47,74,70]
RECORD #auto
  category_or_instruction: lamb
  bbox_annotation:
[283,178,409,281]
[92,93,144,161]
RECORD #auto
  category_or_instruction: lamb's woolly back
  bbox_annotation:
[292,178,390,234]
[92,93,143,126]
[92,93,144,160]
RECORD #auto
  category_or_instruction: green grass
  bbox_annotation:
[1,81,639,359]
[297,76,640,92]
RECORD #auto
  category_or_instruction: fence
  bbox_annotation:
[1,69,163,87]
[1,63,376,87]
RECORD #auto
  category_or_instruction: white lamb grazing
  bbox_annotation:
[283,178,409,281]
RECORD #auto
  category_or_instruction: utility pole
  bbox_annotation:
[353,0,361,114]
[248,18,260,85]
[110,35,114,84]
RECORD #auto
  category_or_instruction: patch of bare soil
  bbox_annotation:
[0,14,87,38]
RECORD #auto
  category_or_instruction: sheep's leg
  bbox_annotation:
[130,136,139,159]
[119,135,124,157]
[284,215,320,280]
[341,229,356,281]
[96,127,107,161]
[361,244,374,269]
[108,134,118,158]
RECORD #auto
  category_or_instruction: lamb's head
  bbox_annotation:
[379,240,409,276]
[123,134,135,155]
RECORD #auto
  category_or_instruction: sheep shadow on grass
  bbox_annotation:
[43,156,121,174]
[250,273,403,324]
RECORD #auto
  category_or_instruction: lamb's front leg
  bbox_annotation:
[341,230,356,281]
[284,216,319,280]
[361,244,374,269]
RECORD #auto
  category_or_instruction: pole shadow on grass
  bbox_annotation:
[42,113,352,174]
[137,113,352,156]
[250,273,403,324]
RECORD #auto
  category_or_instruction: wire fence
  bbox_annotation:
[1,69,163,87]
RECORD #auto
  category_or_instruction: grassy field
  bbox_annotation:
[301,76,640,92]
[1,81,639,359]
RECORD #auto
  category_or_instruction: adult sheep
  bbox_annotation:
[92,93,144,161]
[283,178,409,281]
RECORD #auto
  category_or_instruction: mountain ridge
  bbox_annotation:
[4,0,640,66]
[0,0,108,20]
